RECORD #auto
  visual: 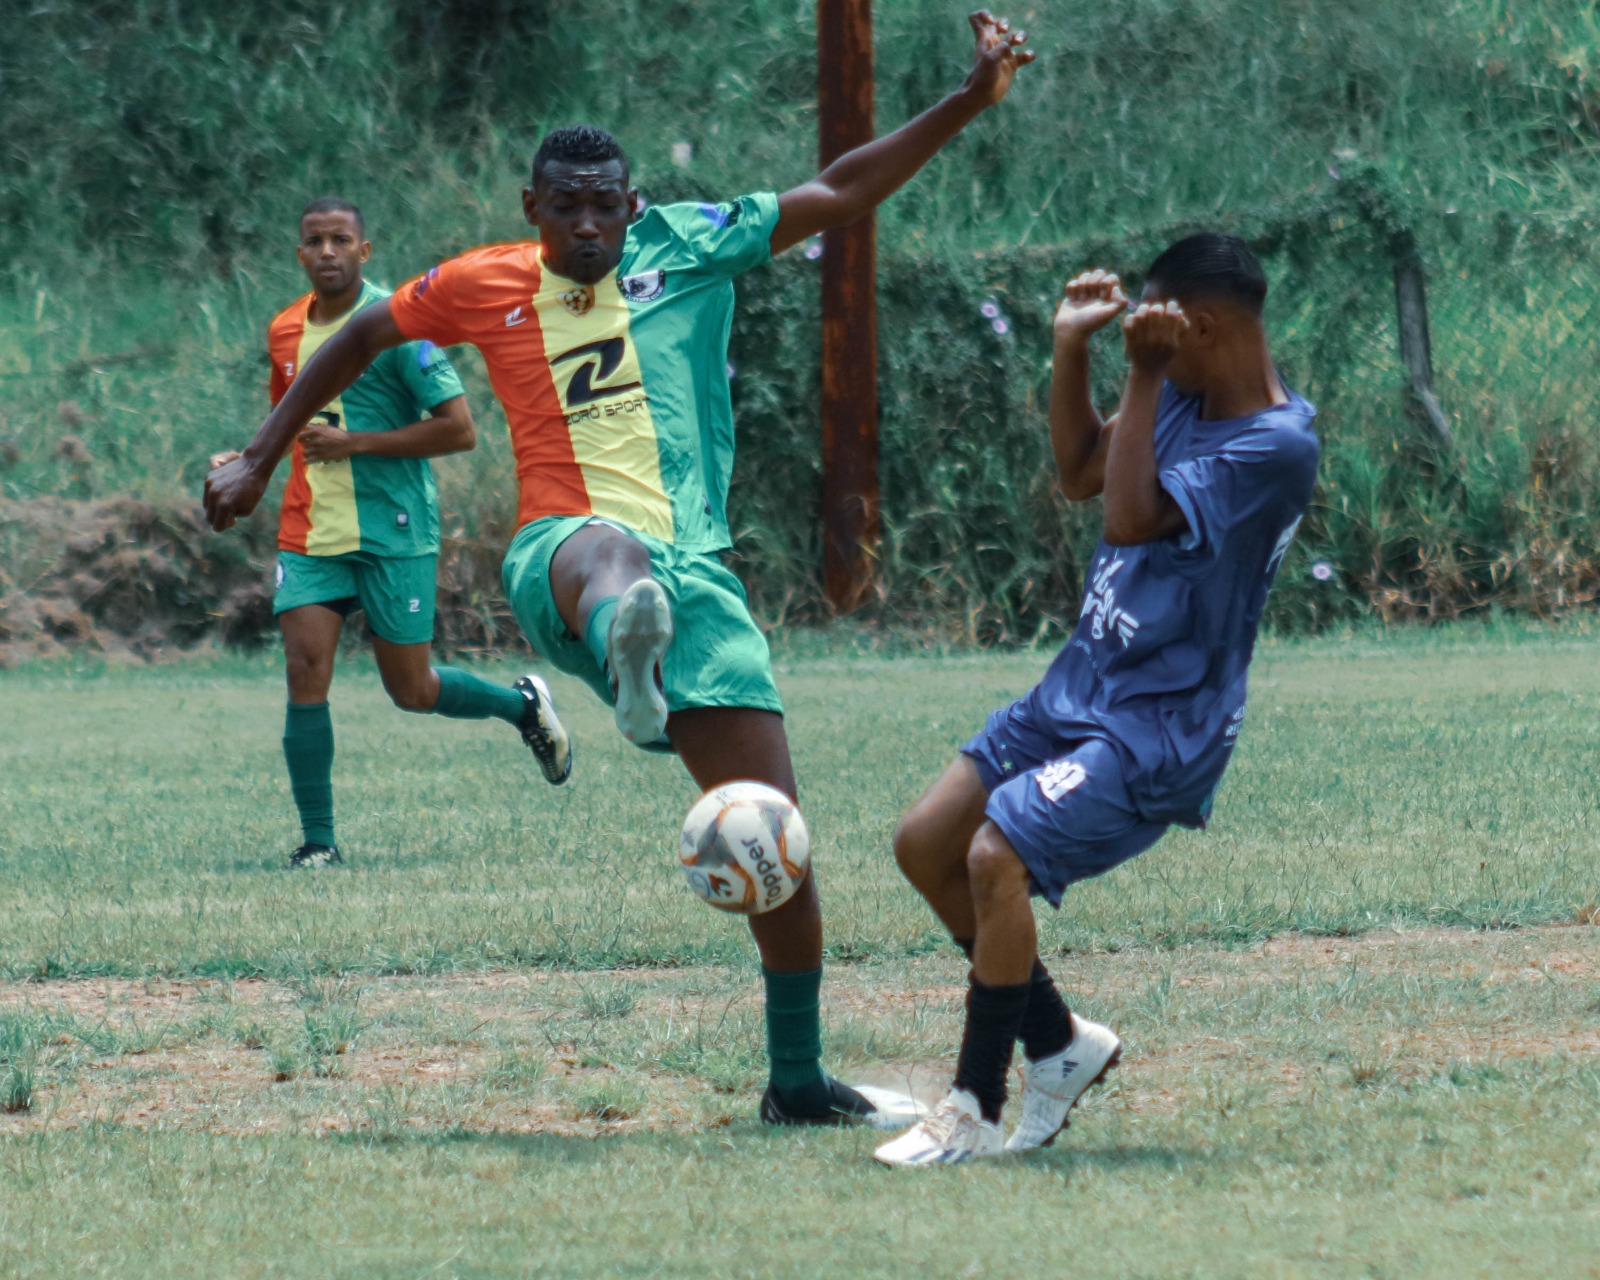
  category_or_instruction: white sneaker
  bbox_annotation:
[608,579,672,745]
[1004,1013,1122,1153]
[873,1090,1004,1168]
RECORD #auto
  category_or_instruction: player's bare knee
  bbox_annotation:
[891,810,934,879]
[966,825,1028,897]
[284,651,332,700]
[382,673,433,712]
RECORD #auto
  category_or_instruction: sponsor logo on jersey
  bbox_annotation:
[1081,556,1140,646]
[1224,703,1246,742]
[558,286,595,317]
[698,203,732,229]
[619,270,666,303]
[504,305,527,327]
[413,267,439,298]
[1037,759,1088,803]
[550,336,644,409]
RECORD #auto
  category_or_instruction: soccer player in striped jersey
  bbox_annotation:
[206,13,1033,1121]
[210,197,572,870]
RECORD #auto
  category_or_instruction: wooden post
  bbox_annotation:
[1391,228,1453,449]
[817,0,879,614]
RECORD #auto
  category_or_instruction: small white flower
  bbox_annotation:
[803,238,823,261]
[1311,561,1334,581]
[980,300,1001,319]
[991,317,1010,336]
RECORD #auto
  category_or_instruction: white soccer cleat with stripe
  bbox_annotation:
[1003,1012,1122,1153]
[872,1089,1004,1168]
[608,578,673,746]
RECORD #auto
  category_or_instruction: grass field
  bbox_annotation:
[3,628,1599,1277]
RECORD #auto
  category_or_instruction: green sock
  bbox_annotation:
[762,966,827,1098]
[283,702,335,848]
[432,666,526,725]
[583,597,619,679]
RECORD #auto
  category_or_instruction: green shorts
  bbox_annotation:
[502,516,783,719]
[274,549,437,646]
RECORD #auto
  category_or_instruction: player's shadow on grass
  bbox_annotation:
[1027,1142,1217,1173]
[331,1129,624,1162]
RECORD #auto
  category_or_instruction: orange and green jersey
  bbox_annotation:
[269,282,465,557]
[387,192,779,552]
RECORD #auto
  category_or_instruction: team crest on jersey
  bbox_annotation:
[619,270,666,303]
[559,286,596,316]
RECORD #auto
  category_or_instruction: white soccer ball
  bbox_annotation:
[678,781,811,915]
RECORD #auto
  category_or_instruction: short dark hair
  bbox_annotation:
[532,124,628,183]
[300,196,364,236]
[1144,233,1267,314]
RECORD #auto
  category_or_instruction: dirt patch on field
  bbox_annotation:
[0,495,530,664]
[1,924,1594,1137]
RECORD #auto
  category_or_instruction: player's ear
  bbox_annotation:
[1189,308,1217,345]
[358,240,372,265]
[627,186,641,220]
[521,185,539,227]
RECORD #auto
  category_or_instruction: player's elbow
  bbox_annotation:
[1057,472,1100,503]
[1101,510,1154,546]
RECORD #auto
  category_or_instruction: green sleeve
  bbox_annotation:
[394,339,466,414]
[652,193,780,278]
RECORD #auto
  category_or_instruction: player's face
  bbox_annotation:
[524,160,638,285]
[296,212,370,298]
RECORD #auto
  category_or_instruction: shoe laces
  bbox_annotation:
[921,1097,974,1146]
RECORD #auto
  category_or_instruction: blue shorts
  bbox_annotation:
[961,701,1169,907]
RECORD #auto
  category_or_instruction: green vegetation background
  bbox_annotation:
[4,0,1600,643]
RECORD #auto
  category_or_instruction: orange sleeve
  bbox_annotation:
[389,257,471,348]
[268,329,288,407]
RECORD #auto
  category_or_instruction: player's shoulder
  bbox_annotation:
[411,241,541,297]
[630,194,776,246]
[268,292,313,336]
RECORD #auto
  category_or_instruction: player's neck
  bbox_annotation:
[308,279,364,326]
[1197,339,1287,421]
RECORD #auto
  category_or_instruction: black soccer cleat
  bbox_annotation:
[514,673,573,785]
[289,843,342,869]
[760,1076,922,1130]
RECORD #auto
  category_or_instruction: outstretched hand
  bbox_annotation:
[1122,300,1191,374]
[962,10,1036,106]
[203,454,267,532]
[1054,270,1130,343]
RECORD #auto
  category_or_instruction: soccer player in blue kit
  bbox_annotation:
[875,234,1320,1166]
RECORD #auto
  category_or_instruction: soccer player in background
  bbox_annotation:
[206,13,1034,1124]
[209,197,572,871]
[875,235,1320,1165]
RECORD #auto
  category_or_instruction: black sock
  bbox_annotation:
[953,978,1029,1123]
[1019,958,1074,1061]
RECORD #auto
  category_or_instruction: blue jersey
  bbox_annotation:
[1034,381,1319,825]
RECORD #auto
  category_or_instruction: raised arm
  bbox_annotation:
[768,10,1035,256]
[203,299,406,531]
[1100,302,1191,546]
[1050,270,1130,501]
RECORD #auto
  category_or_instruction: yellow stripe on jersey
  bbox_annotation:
[535,272,674,542]
[297,318,361,557]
